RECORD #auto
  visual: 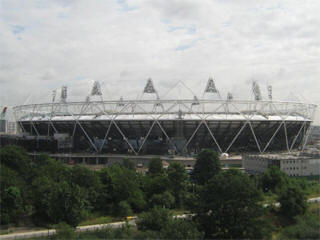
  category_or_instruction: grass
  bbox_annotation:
[262,192,278,205]
[308,202,320,215]
[79,215,120,226]
[0,225,47,235]
[170,209,191,216]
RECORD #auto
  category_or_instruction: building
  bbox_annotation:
[0,119,6,132]
[6,121,16,134]
[6,79,318,156]
[243,152,320,176]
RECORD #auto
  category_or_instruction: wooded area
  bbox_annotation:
[0,145,319,239]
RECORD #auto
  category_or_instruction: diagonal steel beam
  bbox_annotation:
[301,123,313,152]
[76,121,99,152]
[203,120,223,153]
[99,121,113,152]
[67,110,99,152]
[248,121,262,153]
[155,120,178,153]
[112,120,137,155]
[138,121,156,153]
[283,121,290,152]
[182,121,203,152]
[289,122,306,151]
[225,121,248,153]
[262,122,283,153]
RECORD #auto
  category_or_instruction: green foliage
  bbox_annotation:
[0,186,24,224]
[280,213,320,239]
[196,169,268,239]
[71,165,100,189]
[1,144,316,239]
[70,165,101,211]
[290,177,320,197]
[192,149,221,185]
[148,158,163,176]
[53,222,76,240]
[0,145,32,179]
[79,214,113,226]
[132,230,159,239]
[137,206,172,231]
[117,201,133,217]
[95,165,146,214]
[150,191,175,208]
[160,219,204,240]
[32,178,86,226]
[78,224,133,239]
[137,207,203,239]
[36,157,71,182]
[0,165,28,224]
[260,166,289,193]
[143,174,170,197]
[122,158,135,170]
[278,184,307,219]
[167,162,188,207]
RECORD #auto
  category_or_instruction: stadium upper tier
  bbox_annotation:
[12,79,318,155]
[14,99,316,122]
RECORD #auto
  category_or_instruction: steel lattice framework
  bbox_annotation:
[13,96,317,155]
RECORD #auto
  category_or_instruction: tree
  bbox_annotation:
[196,169,268,239]
[122,158,135,170]
[150,191,175,209]
[143,174,170,198]
[167,162,188,207]
[280,213,320,239]
[0,186,24,224]
[54,222,76,240]
[0,145,33,181]
[136,206,172,231]
[32,177,86,226]
[160,219,204,240]
[148,158,163,176]
[260,166,289,193]
[71,165,101,210]
[117,201,133,217]
[278,184,307,219]
[97,165,146,214]
[192,149,221,185]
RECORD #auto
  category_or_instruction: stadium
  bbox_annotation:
[12,78,317,155]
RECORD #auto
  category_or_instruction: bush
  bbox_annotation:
[136,206,172,231]
[259,166,289,193]
[54,222,76,240]
[160,219,204,239]
[117,201,133,217]
[150,191,175,208]
[148,158,163,176]
[278,184,307,219]
[280,213,320,239]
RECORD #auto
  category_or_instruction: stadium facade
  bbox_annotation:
[12,79,317,155]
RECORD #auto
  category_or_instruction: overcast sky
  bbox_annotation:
[0,0,319,124]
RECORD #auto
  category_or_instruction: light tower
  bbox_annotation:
[142,78,163,112]
[267,85,272,101]
[203,77,221,99]
[252,81,262,101]
[60,86,68,103]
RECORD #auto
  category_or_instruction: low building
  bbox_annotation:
[243,152,320,176]
[0,119,6,132]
